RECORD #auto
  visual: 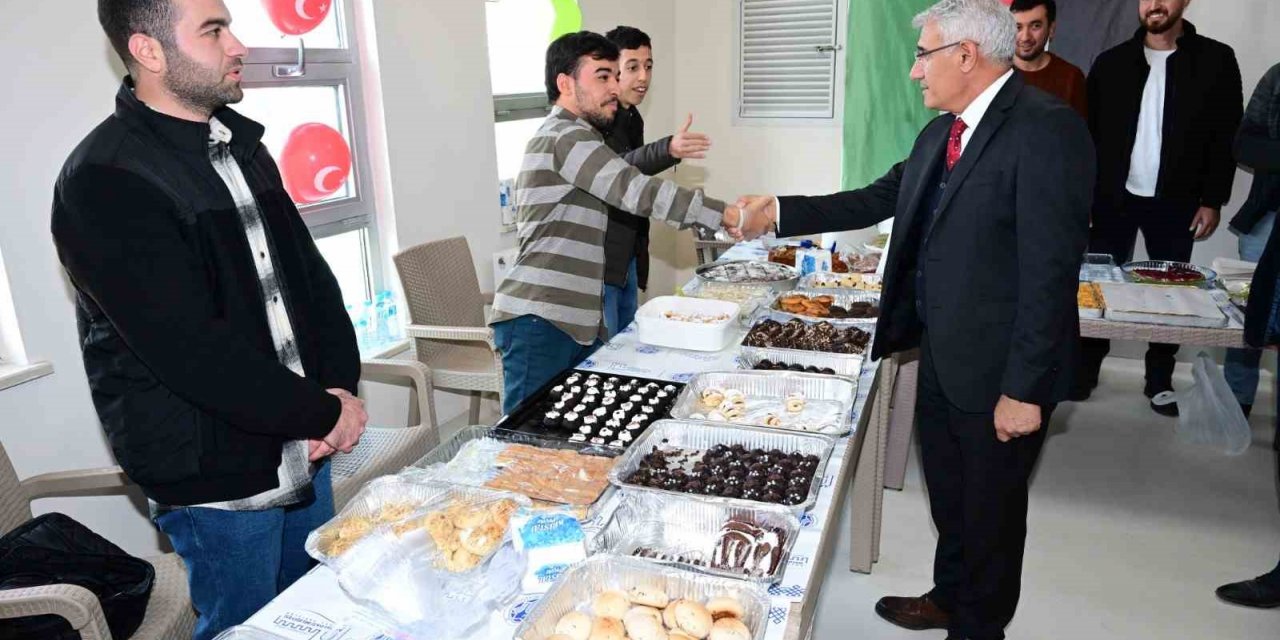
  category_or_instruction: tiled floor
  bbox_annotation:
[812,358,1280,639]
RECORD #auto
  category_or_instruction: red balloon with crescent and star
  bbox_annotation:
[280,123,352,204]
[261,0,332,36]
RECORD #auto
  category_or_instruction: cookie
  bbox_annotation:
[555,611,592,640]
[705,597,745,621]
[622,609,667,640]
[628,583,670,609]
[592,589,631,619]
[708,617,751,640]
[674,599,713,638]
[590,616,626,640]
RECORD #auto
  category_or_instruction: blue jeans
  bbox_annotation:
[493,315,600,414]
[1225,211,1277,405]
[603,259,640,338]
[155,462,334,640]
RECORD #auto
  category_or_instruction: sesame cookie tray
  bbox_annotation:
[513,555,771,640]
[667,371,855,436]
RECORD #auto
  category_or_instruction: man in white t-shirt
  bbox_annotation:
[1078,0,1242,415]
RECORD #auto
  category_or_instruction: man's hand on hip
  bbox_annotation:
[994,395,1041,443]
[323,388,368,454]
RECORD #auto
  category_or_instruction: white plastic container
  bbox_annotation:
[635,296,740,352]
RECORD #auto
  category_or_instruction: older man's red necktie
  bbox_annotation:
[946,117,968,171]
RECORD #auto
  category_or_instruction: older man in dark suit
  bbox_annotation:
[736,1,1094,638]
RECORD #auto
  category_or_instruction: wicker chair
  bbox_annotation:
[0,443,196,640]
[0,359,438,637]
[393,237,503,424]
[330,358,440,508]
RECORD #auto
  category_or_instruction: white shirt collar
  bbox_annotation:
[209,116,233,144]
[956,68,1015,151]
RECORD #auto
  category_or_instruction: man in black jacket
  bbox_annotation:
[52,2,366,637]
[1077,1,1243,414]
[600,26,710,337]
[1223,62,1280,418]
[737,1,1093,637]
[1214,62,1280,609]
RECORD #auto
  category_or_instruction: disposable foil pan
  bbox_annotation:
[668,371,855,436]
[595,493,800,584]
[797,270,883,292]
[409,425,620,525]
[304,475,530,569]
[765,290,881,329]
[696,259,799,293]
[608,419,836,514]
[513,555,771,640]
[738,344,866,379]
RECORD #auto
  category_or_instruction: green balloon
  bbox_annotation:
[549,0,582,40]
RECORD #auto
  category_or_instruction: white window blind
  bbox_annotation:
[739,0,841,119]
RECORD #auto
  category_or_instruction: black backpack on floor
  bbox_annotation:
[0,513,155,640]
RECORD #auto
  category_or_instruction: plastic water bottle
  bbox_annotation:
[374,293,390,343]
[360,299,375,350]
[383,294,402,341]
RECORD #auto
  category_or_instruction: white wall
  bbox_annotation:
[0,2,165,555]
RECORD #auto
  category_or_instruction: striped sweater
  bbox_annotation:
[490,107,726,344]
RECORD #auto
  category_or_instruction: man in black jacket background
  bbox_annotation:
[1223,62,1280,418]
[1077,0,1243,414]
[736,1,1093,637]
[600,26,711,337]
[52,1,367,637]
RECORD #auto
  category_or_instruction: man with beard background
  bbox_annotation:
[489,31,743,413]
[1077,0,1242,413]
[1009,0,1086,117]
[599,25,712,338]
[53,1,367,637]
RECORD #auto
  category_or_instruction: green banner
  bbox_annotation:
[842,0,937,190]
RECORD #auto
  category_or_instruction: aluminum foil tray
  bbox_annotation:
[696,259,799,292]
[594,493,800,584]
[305,475,530,570]
[1121,260,1217,287]
[513,555,771,640]
[764,290,881,329]
[409,425,620,525]
[797,270,883,292]
[669,371,855,436]
[608,419,836,514]
[739,344,865,378]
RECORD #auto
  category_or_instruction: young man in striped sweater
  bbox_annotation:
[489,31,743,413]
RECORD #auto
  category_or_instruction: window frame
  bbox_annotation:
[237,1,384,302]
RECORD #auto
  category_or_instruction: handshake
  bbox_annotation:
[308,388,369,462]
[722,195,779,242]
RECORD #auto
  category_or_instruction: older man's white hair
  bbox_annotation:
[913,0,1016,66]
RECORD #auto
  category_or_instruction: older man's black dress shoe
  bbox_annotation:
[874,594,950,630]
[1216,572,1280,608]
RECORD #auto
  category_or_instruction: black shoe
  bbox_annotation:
[1149,399,1179,417]
[1216,575,1280,608]
[1146,388,1178,417]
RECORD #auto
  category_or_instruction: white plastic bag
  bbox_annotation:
[1172,352,1251,455]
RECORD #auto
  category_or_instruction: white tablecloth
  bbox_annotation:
[244,241,872,639]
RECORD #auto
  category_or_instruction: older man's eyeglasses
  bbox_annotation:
[914,41,965,62]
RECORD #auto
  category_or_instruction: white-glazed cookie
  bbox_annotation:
[784,391,806,413]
